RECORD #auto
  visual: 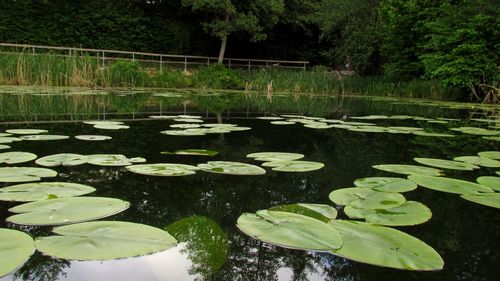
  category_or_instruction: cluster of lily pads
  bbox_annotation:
[0,128,111,144]
[154,114,252,136]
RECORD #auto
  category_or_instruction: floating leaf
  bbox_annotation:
[198,161,265,175]
[0,228,34,277]
[262,160,324,172]
[0,133,12,137]
[75,135,112,141]
[35,221,177,260]
[477,151,500,160]
[0,137,22,144]
[237,210,342,251]
[8,197,130,226]
[87,154,142,166]
[269,203,337,222]
[387,127,424,132]
[246,152,304,162]
[327,220,443,270]
[225,126,251,132]
[271,121,296,125]
[174,118,204,123]
[162,149,218,156]
[461,193,500,209]
[483,136,500,141]
[373,164,443,176]
[412,131,455,138]
[83,121,124,125]
[414,158,479,171]
[408,175,493,194]
[126,163,199,176]
[348,126,387,133]
[0,167,57,182]
[354,177,417,192]
[35,153,87,167]
[93,124,130,130]
[161,129,206,136]
[329,188,406,209]
[177,115,202,119]
[304,122,335,129]
[0,145,10,150]
[0,152,37,164]
[201,124,236,128]
[476,176,500,192]
[453,156,500,168]
[149,115,177,119]
[257,116,283,120]
[6,129,48,135]
[0,182,95,202]
[344,201,432,226]
[20,135,69,141]
[170,123,201,129]
[450,127,500,136]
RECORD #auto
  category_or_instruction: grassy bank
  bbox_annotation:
[0,52,450,99]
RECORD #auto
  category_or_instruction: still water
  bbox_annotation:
[0,87,499,281]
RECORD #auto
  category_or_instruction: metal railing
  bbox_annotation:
[0,42,309,70]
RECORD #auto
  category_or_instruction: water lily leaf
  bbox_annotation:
[412,131,455,138]
[373,164,443,176]
[477,151,500,160]
[170,123,201,129]
[262,160,324,172]
[304,122,335,129]
[0,228,34,277]
[328,220,444,270]
[177,115,202,119]
[350,115,388,120]
[198,161,265,175]
[35,153,87,167]
[483,136,500,141]
[344,201,432,226]
[354,177,417,192]
[387,127,424,132]
[329,188,406,209]
[7,197,130,226]
[269,203,337,222]
[161,129,206,136]
[0,133,12,137]
[225,126,251,132]
[0,182,95,202]
[0,137,22,143]
[414,158,479,171]
[257,116,283,120]
[93,124,130,130]
[6,129,48,135]
[237,210,342,251]
[453,156,500,168]
[87,154,142,166]
[0,167,57,182]
[476,176,500,191]
[149,115,178,119]
[460,193,500,209]
[450,127,500,136]
[0,145,10,150]
[246,152,304,162]
[271,121,296,125]
[83,121,124,125]
[201,124,236,128]
[174,118,204,123]
[408,175,493,194]
[162,149,218,156]
[0,152,37,164]
[75,135,112,141]
[20,135,69,141]
[348,126,387,133]
[126,163,199,176]
[35,221,177,260]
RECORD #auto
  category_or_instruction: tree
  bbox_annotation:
[181,0,285,63]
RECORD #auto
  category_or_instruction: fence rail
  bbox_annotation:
[0,42,309,70]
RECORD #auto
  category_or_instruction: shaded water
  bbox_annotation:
[0,87,499,281]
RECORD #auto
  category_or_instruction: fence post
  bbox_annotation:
[102,51,105,67]
[207,58,210,66]
[160,55,163,73]
[228,59,231,69]
[303,62,307,70]
[248,60,251,70]
[184,56,187,71]
[132,53,135,61]
[32,46,35,54]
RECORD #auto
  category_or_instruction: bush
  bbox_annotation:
[193,64,244,90]
[107,60,148,87]
[152,70,191,88]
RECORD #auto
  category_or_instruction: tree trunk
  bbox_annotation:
[217,35,227,64]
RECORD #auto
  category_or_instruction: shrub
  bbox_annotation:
[107,60,148,87]
[194,64,244,90]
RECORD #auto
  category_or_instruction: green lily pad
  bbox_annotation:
[344,201,432,226]
[93,124,130,130]
[0,228,35,277]
[327,220,443,270]
[269,203,337,223]
[35,221,177,260]
[453,156,500,168]
[83,121,124,125]
[0,145,10,150]
[414,158,479,171]
[412,132,455,138]
[271,121,296,125]
[387,127,424,132]
[35,153,88,167]
[5,129,48,135]
[351,115,388,120]
[0,167,57,182]
[0,182,96,202]
[177,115,202,119]
[354,177,417,192]
[476,176,500,191]
[126,163,199,176]
[149,115,178,119]
[408,175,494,194]
[75,135,112,141]
[0,152,37,164]
[348,126,387,133]
[170,123,202,129]
[483,136,500,141]
[225,126,251,132]
[174,118,204,123]
[0,133,12,137]
[373,164,443,176]
[162,149,218,156]
[20,135,69,141]
[329,188,406,209]
[477,151,500,160]
[87,154,143,166]
[201,124,236,128]
[304,122,335,129]
[198,161,266,175]
[0,137,22,143]
[7,197,130,226]
[450,127,500,136]
[460,193,500,209]
[246,152,304,162]
[261,160,324,172]
[237,210,342,251]
[161,129,206,136]
[257,116,283,120]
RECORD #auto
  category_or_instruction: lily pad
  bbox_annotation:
[344,201,432,226]
[225,126,251,132]
[83,121,124,125]
[412,132,455,138]
[35,153,88,167]
[0,152,37,164]
[476,176,500,191]
[126,163,199,176]
[0,167,57,182]
[269,203,337,222]
[201,124,236,128]
[177,115,202,119]
[149,115,178,119]
[0,133,12,137]
[304,122,334,129]
[348,126,387,133]
[271,121,296,125]
[460,193,500,209]
[198,161,266,175]
[477,151,500,160]
[354,177,417,192]
[6,129,48,135]
[93,124,130,130]
[7,197,130,226]
[453,156,500,168]
[170,124,201,129]
[35,221,177,260]
[329,188,406,209]
[237,210,342,251]
[87,154,143,166]
[162,149,218,156]
[414,158,479,171]
[75,135,112,141]
[0,145,10,150]
[174,118,204,123]
[20,135,69,141]
[327,220,443,270]
[0,137,22,144]
[483,136,500,141]
[373,164,443,176]
[0,182,96,202]
[161,130,206,136]
[408,175,494,194]
[261,160,324,172]
[246,152,304,162]
[257,116,283,120]
[0,228,35,277]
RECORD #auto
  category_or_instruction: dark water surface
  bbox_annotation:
[0,88,499,281]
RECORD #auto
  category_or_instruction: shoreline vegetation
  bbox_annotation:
[0,53,453,100]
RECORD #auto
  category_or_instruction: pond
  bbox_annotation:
[0,87,499,281]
